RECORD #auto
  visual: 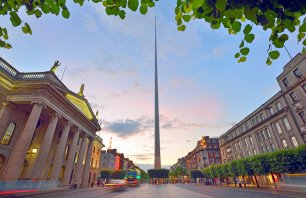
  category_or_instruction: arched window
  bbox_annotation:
[0,155,4,170]
[1,122,16,145]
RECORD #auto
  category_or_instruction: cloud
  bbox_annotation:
[102,115,234,138]
[127,153,153,161]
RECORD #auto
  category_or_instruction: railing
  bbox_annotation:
[0,58,18,77]
[21,73,46,79]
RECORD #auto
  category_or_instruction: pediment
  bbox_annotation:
[65,93,94,120]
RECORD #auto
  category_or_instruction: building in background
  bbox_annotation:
[219,53,306,163]
[88,135,104,186]
[0,57,103,188]
[100,150,116,171]
[172,136,221,171]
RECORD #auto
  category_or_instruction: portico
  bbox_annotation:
[0,57,103,187]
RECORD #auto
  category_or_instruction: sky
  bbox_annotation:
[0,1,304,168]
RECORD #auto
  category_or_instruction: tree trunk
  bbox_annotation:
[253,175,259,188]
[271,173,277,189]
[234,176,237,187]
[242,176,246,188]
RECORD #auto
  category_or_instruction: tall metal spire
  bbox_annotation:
[154,17,161,169]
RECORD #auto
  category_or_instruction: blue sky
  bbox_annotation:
[0,1,303,166]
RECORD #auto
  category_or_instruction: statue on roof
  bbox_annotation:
[95,110,99,117]
[78,83,85,97]
[50,60,61,73]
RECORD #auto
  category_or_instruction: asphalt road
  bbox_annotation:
[1,184,306,198]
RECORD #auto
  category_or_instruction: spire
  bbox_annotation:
[154,17,161,169]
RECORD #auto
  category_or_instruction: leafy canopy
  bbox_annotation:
[1,0,306,64]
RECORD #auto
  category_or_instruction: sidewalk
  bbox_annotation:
[204,183,306,194]
[0,186,104,197]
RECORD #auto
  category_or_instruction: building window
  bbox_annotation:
[249,136,254,145]
[238,141,242,149]
[283,117,292,131]
[293,68,302,78]
[269,107,275,115]
[271,144,275,151]
[302,84,306,93]
[290,92,298,103]
[282,139,288,148]
[266,129,272,138]
[248,151,252,156]
[276,102,282,111]
[1,122,16,145]
[244,138,249,147]
[266,145,271,152]
[262,130,267,140]
[93,147,95,153]
[291,136,299,147]
[299,111,306,124]
[283,78,289,87]
[253,149,257,155]
[275,122,283,134]
[91,158,93,167]
[0,155,4,170]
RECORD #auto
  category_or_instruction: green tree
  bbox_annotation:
[221,164,230,185]
[100,169,113,180]
[112,170,126,179]
[237,158,256,188]
[229,161,239,187]
[296,144,306,172]
[1,0,305,65]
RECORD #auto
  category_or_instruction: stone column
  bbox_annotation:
[73,134,88,186]
[0,102,14,140]
[81,138,94,187]
[2,102,43,180]
[62,128,81,186]
[50,122,71,180]
[31,113,60,179]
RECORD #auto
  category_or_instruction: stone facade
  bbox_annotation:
[0,57,103,187]
[100,151,116,171]
[172,136,221,171]
[219,53,306,163]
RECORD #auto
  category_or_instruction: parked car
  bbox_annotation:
[105,180,127,192]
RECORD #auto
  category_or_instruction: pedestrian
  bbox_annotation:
[97,180,100,188]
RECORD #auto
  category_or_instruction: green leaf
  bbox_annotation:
[119,10,125,19]
[232,21,241,32]
[51,4,60,15]
[266,57,272,65]
[303,39,306,46]
[9,12,22,27]
[269,50,280,60]
[215,0,227,11]
[21,23,32,35]
[178,25,186,31]
[243,24,252,35]
[105,7,112,15]
[5,43,12,49]
[279,34,288,42]
[120,0,127,8]
[298,33,305,42]
[62,9,70,19]
[234,52,240,58]
[191,0,204,9]
[239,40,244,48]
[245,33,255,43]
[41,4,50,14]
[140,5,148,15]
[300,23,306,32]
[35,9,42,18]
[128,0,139,11]
[238,56,247,63]
[240,47,250,55]
[183,15,191,22]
